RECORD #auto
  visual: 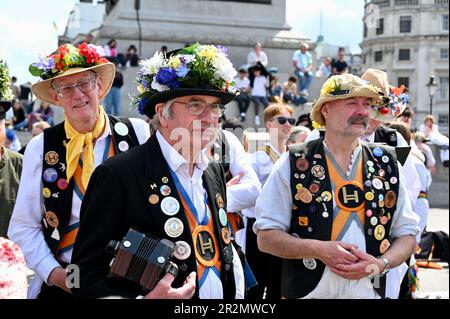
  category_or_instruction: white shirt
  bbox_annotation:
[247,50,268,67]
[252,76,268,97]
[7,117,150,299]
[156,131,245,299]
[253,144,419,299]
[222,130,261,213]
[242,142,283,219]
[234,77,250,91]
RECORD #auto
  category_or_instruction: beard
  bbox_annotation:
[347,115,369,130]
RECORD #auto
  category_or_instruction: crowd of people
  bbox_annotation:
[0,39,448,301]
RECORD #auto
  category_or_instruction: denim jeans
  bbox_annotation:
[104,87,121,116]
[294,70,313,92]
[251,96,269,116]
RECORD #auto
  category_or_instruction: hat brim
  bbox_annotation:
[143,88,237,118]
[0,100,12,113]
[311,88,381,126]
[31,63,115,105]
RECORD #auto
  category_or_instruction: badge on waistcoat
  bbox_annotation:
[44,211,60,240]
[161,197,180,216]
[174,241,192,260]
[164,217,184,237]
[192,226,219,267]
[335,181,364,211]
[216,194,224,209]
[45,151,59,165]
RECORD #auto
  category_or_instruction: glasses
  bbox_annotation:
[175,101,225,118]
[53,76,97,98]
[271,116,295,125]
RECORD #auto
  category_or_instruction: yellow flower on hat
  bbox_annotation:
[199,45,217,61]
[168,55,182,69]
[320,79,340,96]
[312,120,323,130]
[137,84,145,94]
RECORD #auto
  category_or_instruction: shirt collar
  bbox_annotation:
[265,141,285,157]
[98,111,112,141]
[156,130,209,174]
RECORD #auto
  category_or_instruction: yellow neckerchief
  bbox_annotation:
[64,105,106,189]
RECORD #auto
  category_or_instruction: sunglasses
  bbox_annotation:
[271,116,295,125]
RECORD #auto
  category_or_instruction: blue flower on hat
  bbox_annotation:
[155,67,179,89]
[138,97,147,115]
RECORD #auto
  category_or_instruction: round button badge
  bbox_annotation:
[219,208,228,227]
[114,122,129,136]
[160,197,180,216]
[118,141,129,152]
[43,168,58,183]
[174,241,191,260]
[164,217,184,238]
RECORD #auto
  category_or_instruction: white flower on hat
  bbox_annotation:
[151,77,169,92]
[212,52,237,83]
[88,44,105,56]
[140,52,165,75]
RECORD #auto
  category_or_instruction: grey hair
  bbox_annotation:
[287,126,311,144]
[150,99,175,133]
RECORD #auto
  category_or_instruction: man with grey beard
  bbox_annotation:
[254,74,419,299]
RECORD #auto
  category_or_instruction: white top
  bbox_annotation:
[247,50,268,67]
[7,117,150,299]
[234,77,250,90]
[253,144,419,299]
[252,76,268,97]
[222,130,261,213]
[242,142,283,220]
[156,131,245,299]
[292,50,312,70]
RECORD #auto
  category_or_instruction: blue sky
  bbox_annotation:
[0,0,364,84]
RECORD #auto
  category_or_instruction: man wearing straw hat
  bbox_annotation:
[254,74,419,299]
[8,43,150,299]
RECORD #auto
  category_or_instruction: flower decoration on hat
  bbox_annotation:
[372,85,409,118]
[29,42,109,80]
[131,43,238,115]
[0,60,14,101]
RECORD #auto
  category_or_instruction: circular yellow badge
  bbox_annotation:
[42,188,51,198]
[374,225,386,241]
[365,192,375,201]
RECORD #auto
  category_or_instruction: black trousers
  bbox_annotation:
[245,217,282,300]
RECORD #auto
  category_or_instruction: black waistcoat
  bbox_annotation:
[283,138,400,298]
[41,116,139,256]
[210,130,231,180]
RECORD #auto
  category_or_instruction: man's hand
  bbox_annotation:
[330,247,384,280]
[48,267,72,293]
[317,241,359,268]
[144,271,196,299]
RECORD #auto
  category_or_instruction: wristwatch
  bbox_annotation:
[378,256,390,276]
